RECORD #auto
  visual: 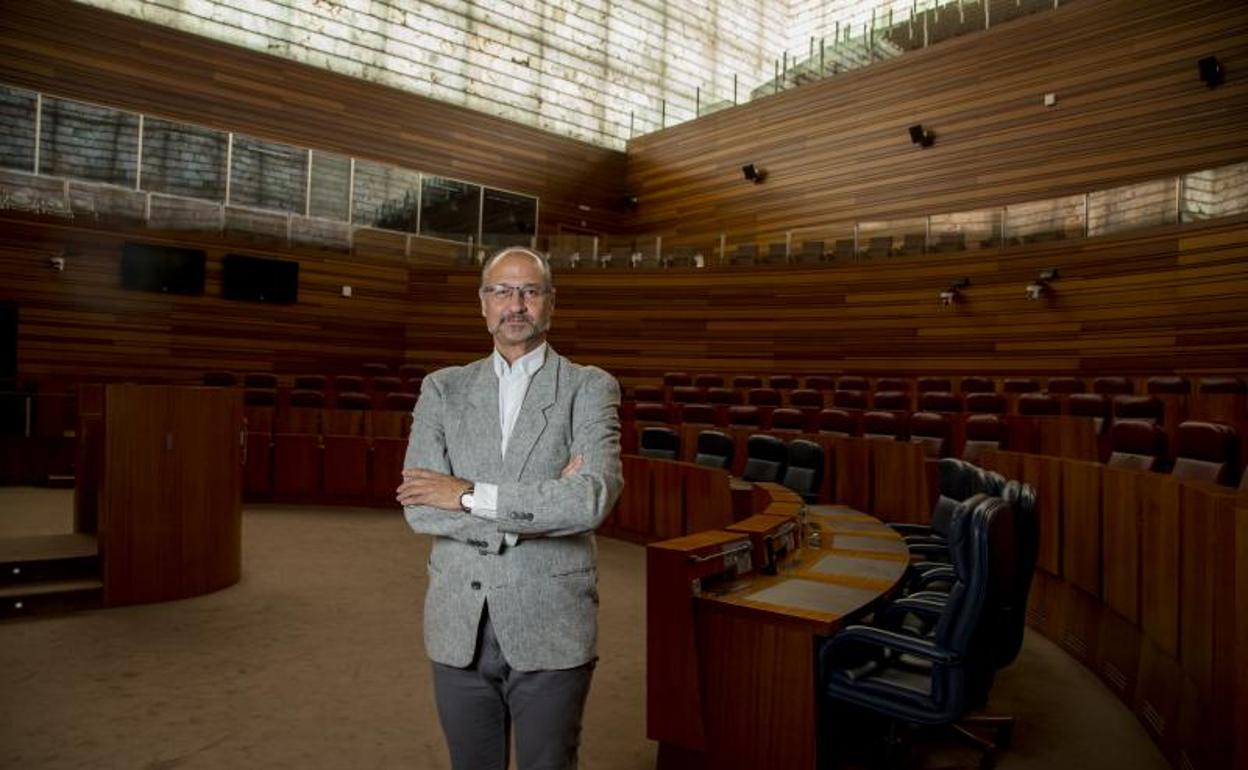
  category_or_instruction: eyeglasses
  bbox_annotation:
[480,283,551,302]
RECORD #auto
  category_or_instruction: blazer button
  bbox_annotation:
[471,580,481,590]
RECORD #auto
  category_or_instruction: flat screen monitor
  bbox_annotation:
[222,254,299,304]
[0,301,15,382]
[121,242,206,295]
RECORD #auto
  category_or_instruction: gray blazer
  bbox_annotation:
[403,347,623,671]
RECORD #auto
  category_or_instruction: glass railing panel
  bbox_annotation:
[481,188,537,252]
[409,235,475,267]
[929,208,1001,253]
[421,175,480,243]
[928,1,987,47]
[290,215,351,253]
[148,193,221,233]
[1004,194,1083,245]
[308,151,351,222]
[987,0,1056,27]
[39,96,139,188]
[141,117,227,202]
[789,223,857,264]
[228,135,307,215]
[723,237,762,266]
[881,10,928,53]
[0,85,38,173]
[1181,161,1248,222]
[663,241,710,268]
[352,159,420,232]
[857,217,928,258]
[1088,179,1176,237]
[66,180,143,223]
[599,235,638,268]
[546,233,599,268]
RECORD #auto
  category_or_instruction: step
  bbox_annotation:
[0,534,100,589]
[0,577,103,619]
[46,474,76,488]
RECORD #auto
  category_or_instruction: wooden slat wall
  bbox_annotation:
[408,216,1248,381]
[623,0,1248,243]
[0,0,627,234]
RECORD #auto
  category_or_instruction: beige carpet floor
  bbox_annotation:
[0,493,1169,769]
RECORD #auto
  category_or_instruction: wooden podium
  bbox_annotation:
[78,385,243,606]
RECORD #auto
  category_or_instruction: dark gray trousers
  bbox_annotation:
[431,605,595,770]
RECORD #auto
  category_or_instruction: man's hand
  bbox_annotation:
[561,454,583,477]
[396,469,471,511]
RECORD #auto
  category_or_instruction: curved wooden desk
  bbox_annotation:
[647,484,908,770]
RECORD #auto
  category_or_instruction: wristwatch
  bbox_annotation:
[459,484,475,513]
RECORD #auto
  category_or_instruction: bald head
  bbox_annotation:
[480,246,553,291]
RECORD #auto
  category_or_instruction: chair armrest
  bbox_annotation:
[890,523,932,537]
[906,541,950,559]
[822,624,958,667]
[880,594,947,629]
[917,567,956,591]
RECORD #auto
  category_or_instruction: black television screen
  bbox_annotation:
[121,242,206,295]
[0,301,16,382]
[222,254,299,304]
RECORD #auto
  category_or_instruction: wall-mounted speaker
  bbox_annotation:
[909,124,935,148]
[741,163,765,183]
[1198,56,1225,88]
[622,194,639,210]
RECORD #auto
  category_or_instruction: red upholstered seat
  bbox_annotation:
[789,389,824,409]
[817,409,855,436]
[965,393,1006,414]
[694,374,724,388]
[1094,376,1134,395]
[632,385,664,402]
[681,403,718,425]
[1017,393,1061,416]
[832,390,868,409]
[293,374,327,391]
[333,375,365,393]
[203,371,238,387]
[917,377,951,394]
[862,410,905,439]
[727,405,761,427]
[1045,377,1086,394]
[244,372,278,389]
[963,414,1006,462]
[370,376,403,394]
[634,402,669,422]
[663,372,693,387]
[803,375,835,391]
[1067,393,1109,418]
[732,375,763,389]
[1108,420,1166,471]
[335,392,371,410]
[1113,395,1163,424]
[361,362,390,377]
[671,386,707,405]
[290,389,325,408]
[706,387,741,405]
[908,411,951,457]
[1146,376,1190,394]
[244,387,277,407]
[384,392,417,412]
[769,375,799,390]
[872,391,909,411]
[836,376,869,391]
[959,376,995,394]
[919,391,963,413]
[769,408,805,431]
[1198,376,1245,394]
[1002,378,1040,394]
[748,388,782,407]
[875,377,909,393]
[1172,421,1239,485]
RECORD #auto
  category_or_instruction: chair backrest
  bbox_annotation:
[872,390,908,411]
[244,387,277,407]
[875,377,909,393]
[836,375,869,391]
[294,374,327,391]
[335,391,371,410]
[747,388,781,406]
[639,426,680,460]
[1172,421,1239,485]
[663,372,692,387]
[832,389,868,409]
[290,389,325,408]
[908,411,950,458]
[789,389,823,409]
[706,387,741,405]
[361,363,389,377]
[1094,376,1133,395]
[244,372,278,389]
[1114,395,1163,424]
[632,385,664,402]
[817,408,855,436]
[804,375,835,391]
[384,392,417,412]
[741,434,786,482]
[694,430,733,469]
[959,376,995,394]
[680,403,717,425]
[862,410,905,439]
[929,459,983,538]
[694,374,724,388]
[917,377,952,394]
[371,376,403,394]
[1067,393,1109,418]
[994,481,1039,668]
[1002,378,1040,394]
[1107,419,1166,470]
[1147,376,1190,395]
[732,375,763,389]
[781,439,824,499]
[1045,376,1086,394]
[962,414,1006,463]
[334,375,365,393]
[919,391,962,414]
[1198,376,1245,394]
[727,405,761,427]
[770,408,805,431]
[965,392,1005,415]
[769,375,799,390]
[1018,392,1061,416]
[671,386,706,405]
[633,402,669,422]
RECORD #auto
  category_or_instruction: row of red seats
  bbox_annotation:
[204,363,429,388]
[642,372,1244,395]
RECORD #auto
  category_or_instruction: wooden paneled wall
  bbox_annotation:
[410,216,1248,382]
[0,0,627,235]
[624,0,1248,243]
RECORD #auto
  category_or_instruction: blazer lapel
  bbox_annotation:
[501,350,560,481]
[466,359,504,475]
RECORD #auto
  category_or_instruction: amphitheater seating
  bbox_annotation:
[244,373,278,389]
[1045,376,1085,394]
[694,374,724,388]
[963,414,1006,462]
[203,371,237,386]
[294,374,327,391]
[769,408,806,431]
[1113,395,1163,424]
[1093,376,1133,395]
[909,411,951,458]
[681,403,717,425]
[1002,378,1040,394]
[663,372,692,387]
[1171,421,1239,485]
[741,434,786,483]
[727,405,762,428]
[361,363,389,377]
[832,390,868,409]
[871,391,909,411]
[732,375,762,388]
[959,376,995,394]
[1107,420,1167,471]
[693,430,733,469]
[836,376,869,391]
[639,426,680,460]
[804,375,835,391]
[919,391,962,413]
[917,377,951,393]
[818,409,855,436]
[875,377,909,393]
[769,375,798,390]
[789,389,823,409]
[706,387,741,405]
[965,392,1006,414]
[862,410,905,440]
[1017,393,1061,416]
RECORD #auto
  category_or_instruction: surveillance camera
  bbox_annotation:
[938,290,956,307]
[49,256,65,272]
[1025,282,1046,300]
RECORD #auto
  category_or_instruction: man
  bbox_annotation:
[395,246,623,770]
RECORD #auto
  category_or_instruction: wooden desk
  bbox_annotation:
[647,493,908,770]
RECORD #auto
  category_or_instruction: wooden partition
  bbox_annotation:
[84,385,243,606]
[602,456,734,543]
[978,449,1247,770]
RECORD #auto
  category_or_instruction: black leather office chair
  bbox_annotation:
[819,495,1017,769]
[741,434,786,483]
[693,430,733,470]
[781,439,824,502]
[638,426,679,460]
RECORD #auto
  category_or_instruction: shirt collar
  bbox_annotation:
[493,342,547,379]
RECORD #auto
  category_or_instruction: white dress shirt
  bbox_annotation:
[471,343,547,545]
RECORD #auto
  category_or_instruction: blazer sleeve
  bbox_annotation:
[402,374,507,549]
[494,368,623,537]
